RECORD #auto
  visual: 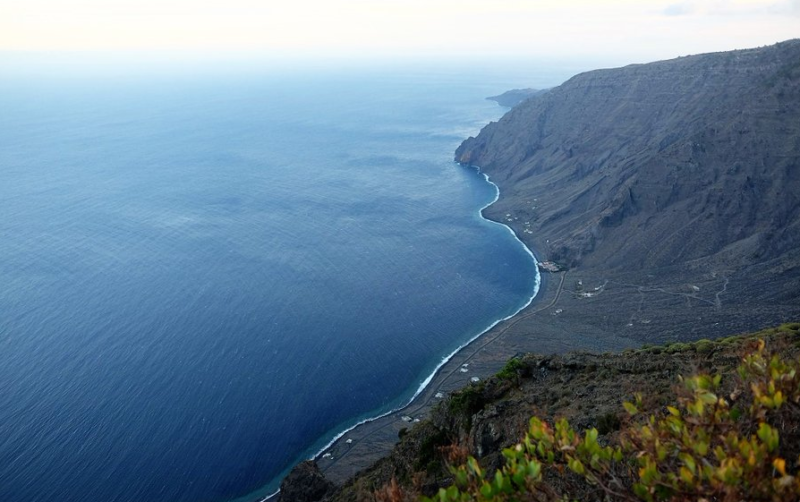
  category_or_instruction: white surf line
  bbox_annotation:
[407,170,541,401]
[264,165,540,502]
[309,165,540,453]
[257,489,280,502]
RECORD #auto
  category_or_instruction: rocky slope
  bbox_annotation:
[457,40,800,342]
[280,324,800,501]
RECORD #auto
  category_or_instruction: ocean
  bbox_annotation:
[0,60,569,502]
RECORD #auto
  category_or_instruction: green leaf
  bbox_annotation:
[454,469,468,487]
[692,399,704,417]
[494,470,505,491]
[527,459,542,480]
[467,457,482,476]
[699,391,718,404]
[589,453,601,469]
[623,401,639,415]
[773,390,785,408]
[633,483,652,501]
[757,423,779,452]
[693,440,708,456]
[679,466,694,484]
[446,485,459,499]
[639,461,658,484]
[568,458,586,476]
[656,444,667,462]
[679,453,696,475]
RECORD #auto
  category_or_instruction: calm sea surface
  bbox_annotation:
[0,62,565,502]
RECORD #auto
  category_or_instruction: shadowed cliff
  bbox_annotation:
[458,40,800,282]
[454,40,800,344]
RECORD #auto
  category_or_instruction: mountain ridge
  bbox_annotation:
[457,40,800,276]
[455,40,800,342]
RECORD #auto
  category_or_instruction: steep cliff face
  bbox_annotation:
[277,461,335,502]
[457,41,800,279]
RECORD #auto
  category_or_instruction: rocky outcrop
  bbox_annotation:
[487,88,548,108]
[322,324,800,501]
[277,461,335,502]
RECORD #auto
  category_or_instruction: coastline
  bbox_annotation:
[263,39,800,499]
[258,164,547,501]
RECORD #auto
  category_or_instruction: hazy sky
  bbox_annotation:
[1,0,798,63]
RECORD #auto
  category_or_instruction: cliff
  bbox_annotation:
[459,41,800,272]
[458,40,800,341]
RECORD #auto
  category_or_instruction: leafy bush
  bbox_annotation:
[423,339,800,501]
[496,358,525,382]
[448,383,487,427]
[664,342,691,354]
[692,339,714,354]
[414,428,451,473]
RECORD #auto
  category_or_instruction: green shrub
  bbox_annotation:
[665,342,691,354]
[693,339,714,354]
[424,340,800,502]
[496,358,525,381]
[449,383,487,427]
[414,428,451,473]
[779,322,800,332]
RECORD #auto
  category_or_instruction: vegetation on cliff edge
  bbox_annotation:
[367,324,800,502]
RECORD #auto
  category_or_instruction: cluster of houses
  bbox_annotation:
[537,261,562,273]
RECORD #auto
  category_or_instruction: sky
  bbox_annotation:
[0,0,798,66]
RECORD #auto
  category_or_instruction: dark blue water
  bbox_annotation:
[0,63,560,502]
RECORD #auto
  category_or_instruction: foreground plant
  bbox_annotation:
[423,339,800,501]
